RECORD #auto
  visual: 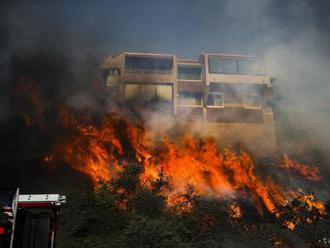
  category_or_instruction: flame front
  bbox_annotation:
[13,74,321,226]
[42,109,326,228]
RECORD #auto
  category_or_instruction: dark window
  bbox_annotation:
[224,92,242,107]
[178,92,202,106]
[209,58,237,74]
[207,92,224,107]
[125,84,140,100]
[178,65,202,80]
[125,83,173,104]
[243,94,261,109]
[125,56,173,72]
[237,60,252,74]
[209,58,265,75]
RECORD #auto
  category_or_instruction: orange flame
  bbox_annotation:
[43,109,326,224]
[282,154,320,181]
[11,77,327,231]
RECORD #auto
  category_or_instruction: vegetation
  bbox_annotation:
[56,167,330,248]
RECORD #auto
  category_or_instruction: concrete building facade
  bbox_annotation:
[101,52,277,156]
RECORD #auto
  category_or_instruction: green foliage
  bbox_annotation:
[122,215,182,248]
[56,166,330,248]
[129,189,166,217]
[73,191,128,238]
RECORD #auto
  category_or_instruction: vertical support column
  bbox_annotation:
[202,54,210,124]
[119,54,126,103]
[173,55,178,115]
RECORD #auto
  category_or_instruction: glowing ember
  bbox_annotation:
[229,202,243,219]
[282,220,296,230]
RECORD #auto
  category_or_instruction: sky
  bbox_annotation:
[1,0,330,148]
[2,0,329,103]
[2,0,330,58]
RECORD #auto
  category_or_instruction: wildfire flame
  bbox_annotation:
[14,78,327,230]
[281,154,320,181]
[46,109,326,229]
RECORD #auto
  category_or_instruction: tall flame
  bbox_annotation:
[43,109,325,227]
[12,77,327,230]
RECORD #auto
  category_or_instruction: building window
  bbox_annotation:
[209,58,237,74]
[125,55,173,73]
[208,58,265,75]
[125,84,141,101]
[178,65,202,80]
[178,92,202,106]
[104,68,120,86]
[207,92,224,108]
[124,83,173,104]
[103,68,120,77]
[243,94,262,109]
[157,85,173,102]
[237,60,251,74]
[251,59,265,74]
[141,84,157,101]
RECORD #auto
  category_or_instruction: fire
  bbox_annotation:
[229,202,243,219]
[281,154,320,181]
[140,136,282,215]
[282,220,296,230]
[49,113,127,184]
[44,109,326,228]
[13,78,326,228]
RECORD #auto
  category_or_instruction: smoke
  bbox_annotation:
[265,33,330,156]
[261,14,330,157]
[0,0,329,192]
[0,1,108,191]
[0,1,107,116]
[148,0,330,159]
[213,0,330,158]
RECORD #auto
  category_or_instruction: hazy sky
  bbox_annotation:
[2,0,330,58]
[1,0,330,152]
[1,0,330,108]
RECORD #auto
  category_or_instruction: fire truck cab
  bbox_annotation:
[0,188,66,248]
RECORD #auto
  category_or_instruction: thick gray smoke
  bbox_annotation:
[145,0,330,158]
[0,1,108,116]
[1,0,330,158]
[265,30,330,154]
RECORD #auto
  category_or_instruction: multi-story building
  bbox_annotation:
[101,52,277,156]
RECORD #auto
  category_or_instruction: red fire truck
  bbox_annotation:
[0,188,66,248]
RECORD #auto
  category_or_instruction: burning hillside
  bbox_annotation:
[39,106,326,230]
[0,61,326,247]
[8,75,328,233]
